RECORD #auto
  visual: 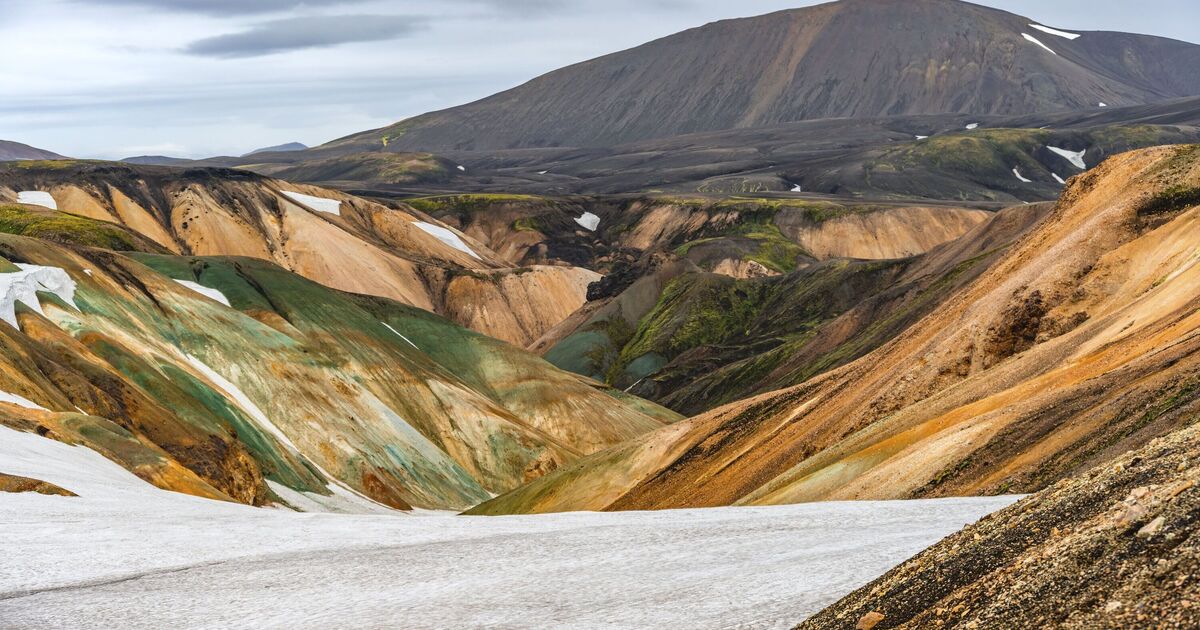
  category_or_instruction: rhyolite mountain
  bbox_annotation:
[0,140,65,162]
[328,0,1200,152]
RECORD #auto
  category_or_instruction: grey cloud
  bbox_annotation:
[184,15,426,58]
[67,0,369,15]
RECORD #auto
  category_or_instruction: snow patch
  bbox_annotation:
[282,191,341,216]
[412,221,481,259]
[574,212,601,231]
[1022,33,1058,55]
[83,269,93,277]
[791,184,803,192]
[1048,146,1088,170]
[1013,167,1033,183]
[1099,102,1108,107]
[0,439,1021,630]
[16,191,56,210]
[915,135,929,140]
[381,322,420,350]
[0,264,78,329]
[1029,23,1081,40]
[1053,173,1068,185]
[173,280,231,307]
[456,165,466,172]
[538,170,548,175]
[965,123,979,130]
[0,389,48,411]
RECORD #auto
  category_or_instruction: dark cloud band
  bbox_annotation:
[184,15,426,58]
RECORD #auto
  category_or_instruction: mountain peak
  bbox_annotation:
[331,1,1200,152]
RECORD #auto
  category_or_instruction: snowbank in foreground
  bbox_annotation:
[0,426,1019,628]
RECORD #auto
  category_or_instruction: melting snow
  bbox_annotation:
[16,191,56,210]
[1048,146,1088,170]
[173,280,231,307]
[0,264,78,329]
[282,191,341,216]
[574,212,601,231]
[0,389,48,411]
[0,423,1022,628]
[965,123,979,130]
[1022,33,1058,55]
[1053,173,1068,185]
[1029,23,1081,40]
[1013,167,1033,183]
[412,221,482,259]
[381,321,420,350]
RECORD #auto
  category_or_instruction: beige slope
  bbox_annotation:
[474,145,1200,515]
[774,205,990,260]
[0,164,593,345]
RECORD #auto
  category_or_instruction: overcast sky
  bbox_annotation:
[2,0,1196,159]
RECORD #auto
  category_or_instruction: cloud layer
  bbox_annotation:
[184,15,426,58]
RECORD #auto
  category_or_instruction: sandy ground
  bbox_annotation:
[0,426,1018,629]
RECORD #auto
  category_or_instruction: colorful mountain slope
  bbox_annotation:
[0,224,676,511]
[0,161,595,346]
[471,144,1200,515]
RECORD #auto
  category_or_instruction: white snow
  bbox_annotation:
[0,424,1021,628]
[574,211,601,231]
[1099,102,1108,107]
[173,279,231,307]
[1053,173,1068,185]
[281,191,341,216]
[456,165,466,172]
[965,123,979,130]
[915,135,929,140]
[16,191,56,210]
[0,389,48,411]
[412,221,482,259]
[791,184,803,192]
[1022,33,1058,55]
[82,269,93,277]
[1048,146,1088,170]
[0,264,78,329]
[538,170,549,175]
[381,321,420,350]
[1013,167,1033,183]
[1029,23,1081,40]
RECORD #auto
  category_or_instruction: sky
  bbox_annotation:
[2,0,1196,159]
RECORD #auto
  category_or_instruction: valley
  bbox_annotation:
[5,0,1200,627]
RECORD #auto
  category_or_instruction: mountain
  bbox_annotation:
[0,161,598,347]
[0,203,677,510]
[0,140,65,162]
[471,144,1200,515]
[243,142,307,157]
[329,0,1200,152]
[121,155,195,166]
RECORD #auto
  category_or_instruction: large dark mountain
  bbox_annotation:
[329,0,1200,152]
[0,140,65,161]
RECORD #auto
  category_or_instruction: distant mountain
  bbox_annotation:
[121,155,195,166]
[243,142,307,157]
[329,0,1200,151]
[0,139,65,161]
